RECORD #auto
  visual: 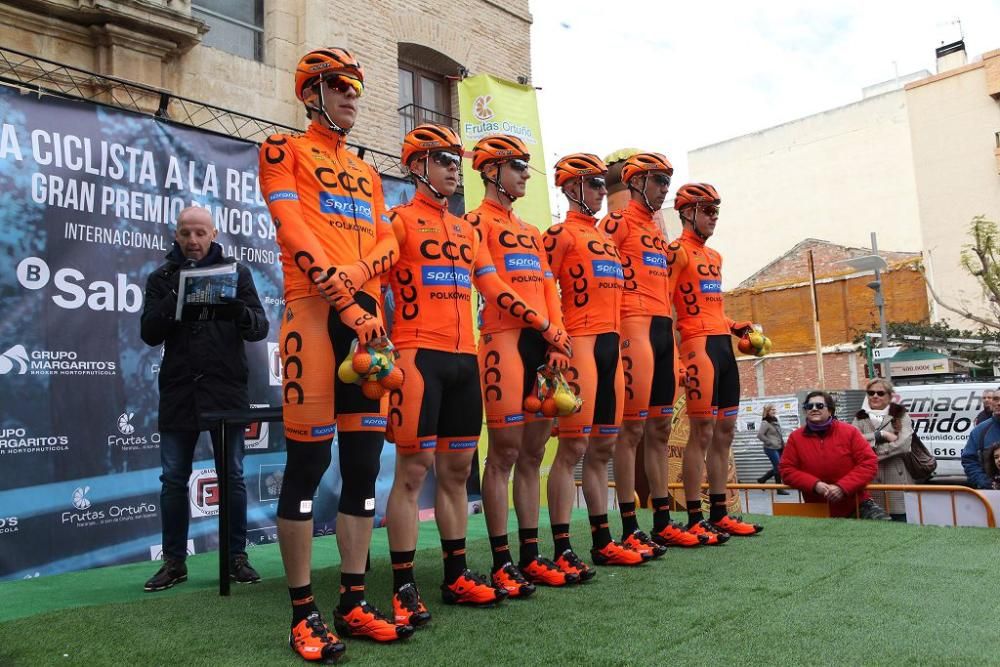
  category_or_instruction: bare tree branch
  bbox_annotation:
[918,264,1000,331]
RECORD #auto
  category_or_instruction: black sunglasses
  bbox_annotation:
[585,176,607,189]
[804,402,829,411]
[700,204,720,217]
[649,173,671,187]
[506,158,530,173]
[866,390,887,397]
[429,150,461,168]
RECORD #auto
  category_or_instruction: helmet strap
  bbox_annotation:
[564,180,594,216]
[630,173,656,213]
[305,74,350,136]
[412,153,446,200]
[487,162,517,207]
[690,203,709,241]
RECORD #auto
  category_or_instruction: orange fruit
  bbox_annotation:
[523,395,542,413]
[361,380,386,400]
[352,352,372,375]
[379,365,404,390]
[540,397,558,418]
[737,337,753,355]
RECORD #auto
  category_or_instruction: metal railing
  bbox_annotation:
[0,45,405,175]
[397,103,460,136]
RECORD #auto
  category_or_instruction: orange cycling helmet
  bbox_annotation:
[471,135,530,171]
[295,47,364,101]
[553,153,607,187]
[620,152,674,184]
[401,124,462,166]
[674,183,721,210]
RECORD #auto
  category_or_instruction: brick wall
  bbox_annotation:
[0,0,532,156]
[737,351,860,397]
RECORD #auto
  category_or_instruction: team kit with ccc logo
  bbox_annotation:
[260,47,764,663]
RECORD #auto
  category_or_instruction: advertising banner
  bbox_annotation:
[457,74,557,500]
[0,87,433,581]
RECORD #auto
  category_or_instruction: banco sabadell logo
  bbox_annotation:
[72,486,91,510]
[0,345,29,375]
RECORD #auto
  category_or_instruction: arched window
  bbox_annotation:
[397,43,462,139]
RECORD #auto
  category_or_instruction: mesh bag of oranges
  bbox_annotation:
[522,366,583,419]
[737,324,772,358]
[336,337,403,400]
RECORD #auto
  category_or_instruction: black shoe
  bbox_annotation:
[776,489,791,496]
[230,554,261,584]
[859,499,892,521]
[144,559,187,592]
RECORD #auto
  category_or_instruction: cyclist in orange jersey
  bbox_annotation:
[259,48,408,662]
[599,152,704,552]
[544,153,645,572]
[465,135,579,592]
[383,125,572,625]
[672,183,763,542]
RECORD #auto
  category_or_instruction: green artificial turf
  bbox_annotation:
[0,510,997,666]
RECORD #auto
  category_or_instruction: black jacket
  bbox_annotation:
[140,242,269,431]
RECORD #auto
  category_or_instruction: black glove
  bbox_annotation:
[217,296,249,324]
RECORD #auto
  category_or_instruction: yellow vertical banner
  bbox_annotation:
[457,74,551,228]
[458,74,558,504]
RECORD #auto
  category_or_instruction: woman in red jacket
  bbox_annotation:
[779,391,886,519]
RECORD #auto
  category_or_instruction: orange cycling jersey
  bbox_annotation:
[464,198,563,335]
[543,211,623,335]
[670,228,735,339]
[259,123,397,303]
[598,200,675,319]
[387,191,550,354]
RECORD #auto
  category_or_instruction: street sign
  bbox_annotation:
[872,346,902,361]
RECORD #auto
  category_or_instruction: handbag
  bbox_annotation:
[902,432,937,482]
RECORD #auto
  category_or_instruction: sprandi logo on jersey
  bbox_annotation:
[421,266,471,288]
[642,252,668,268]
[592,260,625,281]
[504,254,541,272]
[0,344,116,377]
[699,280,722,293]
[318,193,372,223]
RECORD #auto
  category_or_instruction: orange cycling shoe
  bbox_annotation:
[522,556,578,586]
[711,515,763,536]
[591,541,646,566]
[289,611,346,663]
[334,601,414,642]
[442,569,507,606]
[687,520,730,545]
[623,530,667,559]
[553,549,596,582]
[492,563,536,598]
[653,521,709,548]
[392,583,431,628]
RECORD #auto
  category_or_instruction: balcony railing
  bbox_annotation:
[398,103,460,137]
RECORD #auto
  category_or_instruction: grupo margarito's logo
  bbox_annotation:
[473,94,495,121]
[0,343,116,377]
[0,425,69,456]
[72,485,91,510]
[0,515,19,536]
[0,345,29,375]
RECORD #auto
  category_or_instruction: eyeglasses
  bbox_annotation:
[866,390,887,397]
[700,204,720,217]
[429,151,462,169]
[326,74,363,97]
[804,402,829,411]
[650,173,671,187]
[585,176,607,189]
[507,158,530,173]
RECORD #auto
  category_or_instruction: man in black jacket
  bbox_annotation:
[140,206,269,591]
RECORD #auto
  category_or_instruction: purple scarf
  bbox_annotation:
[806,416,834,433]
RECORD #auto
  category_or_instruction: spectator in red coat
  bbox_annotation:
[779,391,886,519]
